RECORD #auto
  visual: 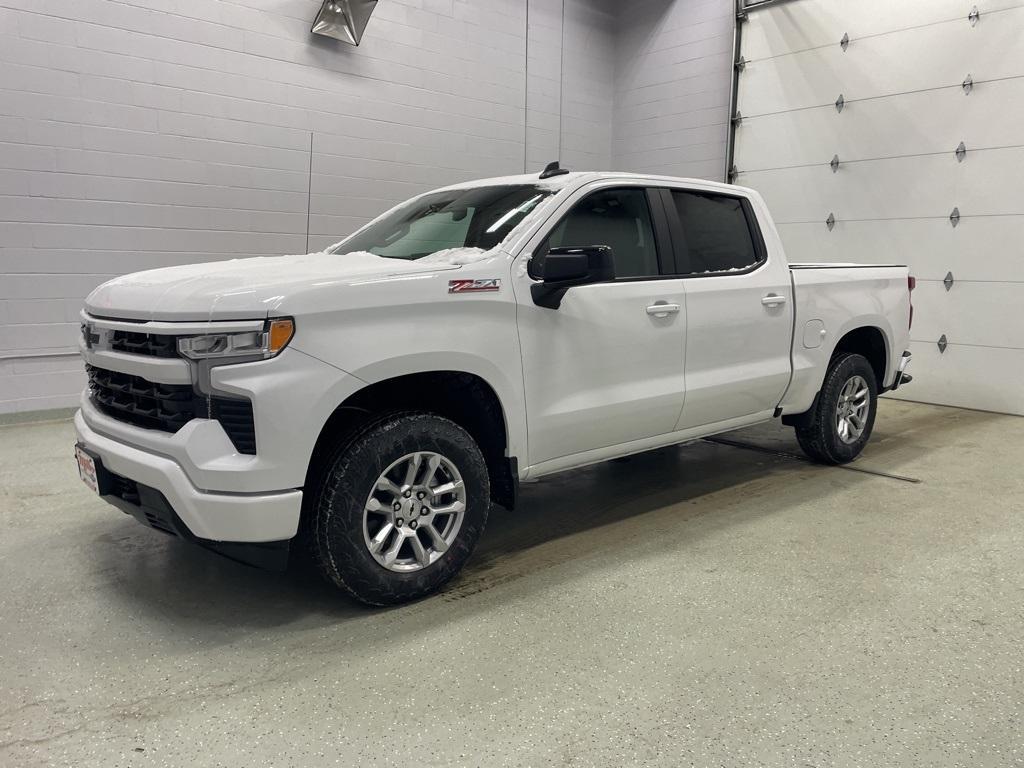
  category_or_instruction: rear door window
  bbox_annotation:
[670,191,762,275]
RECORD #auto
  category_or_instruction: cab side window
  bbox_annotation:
[541,188,659,278]
[670,191,761,274]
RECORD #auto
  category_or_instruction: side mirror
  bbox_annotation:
[530,246,615,309]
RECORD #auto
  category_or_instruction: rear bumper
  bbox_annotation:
[889,350,913,390]
[75,409,302,545]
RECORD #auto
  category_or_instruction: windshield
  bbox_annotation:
[331,185,554,260]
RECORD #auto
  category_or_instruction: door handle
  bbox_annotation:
[646,302,680,318]
[761,294,787,307]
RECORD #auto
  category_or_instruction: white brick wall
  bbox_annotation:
[0,0,625,413]
[611,0,734,179]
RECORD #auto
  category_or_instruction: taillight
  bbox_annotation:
[908,275,915,329]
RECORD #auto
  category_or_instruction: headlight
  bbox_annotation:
[178,318,294,360]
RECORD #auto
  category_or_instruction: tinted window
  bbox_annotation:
[671,191,760,274]
[334,185,553,260]
[542,188,659,278]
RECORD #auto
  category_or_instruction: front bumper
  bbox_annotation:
[75,409,302,545]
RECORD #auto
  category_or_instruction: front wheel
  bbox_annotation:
[795,352,878,465]
[309,412,490,605]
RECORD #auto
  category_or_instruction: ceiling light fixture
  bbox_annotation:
[311,0,377,46]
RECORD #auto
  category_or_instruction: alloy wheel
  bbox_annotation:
[362,452,467,572]
[835,374,870,444]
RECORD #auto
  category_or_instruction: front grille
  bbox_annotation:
[88,364,196,432]
[86,364,257,454]
[109,330,179,358]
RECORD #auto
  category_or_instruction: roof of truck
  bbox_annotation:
[434,171,746,195]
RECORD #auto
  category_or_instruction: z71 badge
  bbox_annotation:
[448,279,501,294]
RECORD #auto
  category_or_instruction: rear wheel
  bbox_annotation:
[309,412,489,605]
[795,352,878,465]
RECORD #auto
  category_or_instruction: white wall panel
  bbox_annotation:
[612,0,734,178]
[736,0,1024,415]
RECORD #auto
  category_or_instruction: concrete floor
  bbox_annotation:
[1,400,1022,767]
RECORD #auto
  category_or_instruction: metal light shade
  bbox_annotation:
[311,0,378,45]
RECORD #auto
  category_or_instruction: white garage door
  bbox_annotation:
[731,0,1024,415]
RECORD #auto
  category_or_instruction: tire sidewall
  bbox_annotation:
[313,413,489,604]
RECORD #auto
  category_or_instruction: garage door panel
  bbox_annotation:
[739,0,1023,415]
[736,77,1024,171]
[744,159,950,222]
[743,146,1024,223]
[739,7,1024,115]
[776,217,1024,282]
[910,281,1024,350]
[741,0,1005,61]
[887,341,1024,416]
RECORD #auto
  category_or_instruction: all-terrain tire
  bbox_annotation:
[308,412,489,606]
[795,352,878,465]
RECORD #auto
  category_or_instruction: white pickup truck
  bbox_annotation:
[75,168,913,605]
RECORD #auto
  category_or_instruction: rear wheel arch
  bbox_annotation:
[830,325,889,390]
[783,325,888,428]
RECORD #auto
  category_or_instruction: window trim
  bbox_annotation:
[531,186,674,283]
[658,187,769,279]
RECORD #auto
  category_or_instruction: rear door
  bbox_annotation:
[664,187,794,430]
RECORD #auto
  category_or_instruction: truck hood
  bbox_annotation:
[85,250,470,321]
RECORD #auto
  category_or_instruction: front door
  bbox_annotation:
[513,185,687,469]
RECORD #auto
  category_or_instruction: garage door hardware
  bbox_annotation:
[944,271,955,291]
[962,74,973,94]
[732,111,743,126]
[830,154,840,172]
[735,56,747,72]
[840,32,849,51]
[826,212,836,231]
[835,94,845,113]
[938,334,948,353]
[949,207,960,227]
[969,6,980,26]
[728,163,739,181]
[955,141,967,162]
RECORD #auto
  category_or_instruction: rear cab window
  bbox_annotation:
[667,190,765,276]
